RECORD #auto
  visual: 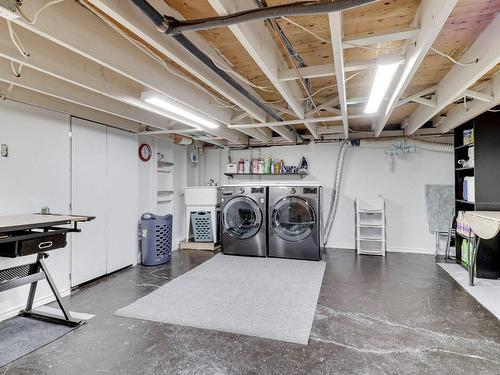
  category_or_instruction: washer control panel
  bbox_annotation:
[303,187,318,195]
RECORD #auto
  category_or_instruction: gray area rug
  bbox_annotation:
[116,254,326,345]
[0,316,74,367]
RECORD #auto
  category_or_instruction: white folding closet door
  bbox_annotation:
[71,118,107,286]
[106,127,138,273]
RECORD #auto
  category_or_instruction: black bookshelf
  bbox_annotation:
[453,111,500,279]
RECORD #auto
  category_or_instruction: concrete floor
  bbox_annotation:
[1,249,500,374]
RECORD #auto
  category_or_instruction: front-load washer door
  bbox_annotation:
[272,197,316,242]
[223,196,262,239]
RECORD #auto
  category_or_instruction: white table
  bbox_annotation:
[464,211,500,286]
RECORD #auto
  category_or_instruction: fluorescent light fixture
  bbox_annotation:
[141,91,219,129]
[364,55,403,114]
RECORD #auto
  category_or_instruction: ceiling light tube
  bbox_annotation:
[141,91,219,129]
[364,55,403,114]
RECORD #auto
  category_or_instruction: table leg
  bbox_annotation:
[25,253,43,311]
[469,237,481,286]
[20,253,82,327]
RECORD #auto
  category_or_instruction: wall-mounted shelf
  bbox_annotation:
[158,161,174,168]
[456,199,475,204]
[453,112,500,280]
[158,190,174,196]
[157,169,172,173]
[157,199,173,204]
[224,172,308,179]
[455,143,474,150]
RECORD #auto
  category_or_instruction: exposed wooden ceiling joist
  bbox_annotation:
[9,0,235,125]
[0,21,183,129]
[373,0,458,136]
[87,0,269,124]
[0,57,176,127]
[0,82,142,132]
[229,114,371,129]
[328,11,349,138]
[397,85,437,107]
[6,0,250,144]
[279,58,377,82]
[437,74,500,133]
[207,0,323,140]
[342,26,420,49]
[406,13,500,135]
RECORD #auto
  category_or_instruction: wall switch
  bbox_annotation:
[0,144,7,157]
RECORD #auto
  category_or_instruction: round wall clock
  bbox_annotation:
[138,143,152,162]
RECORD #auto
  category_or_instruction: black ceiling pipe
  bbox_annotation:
[128,0,305,142]
[163,0,377,35]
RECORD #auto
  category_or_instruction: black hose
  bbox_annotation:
[163,0,376,35]
[128,0,304,142]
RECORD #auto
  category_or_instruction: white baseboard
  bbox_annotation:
[0,288,71,322]
[328,243,355,250]
[387,246,433,255]
[329,243,434,255]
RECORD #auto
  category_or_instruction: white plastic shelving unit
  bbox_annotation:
[156,155,174,208]
[355,197,386,256]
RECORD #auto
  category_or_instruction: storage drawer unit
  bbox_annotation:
[0,231,67,258]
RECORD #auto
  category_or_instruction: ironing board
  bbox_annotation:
[463,211,500,286]
[0,214,94,326]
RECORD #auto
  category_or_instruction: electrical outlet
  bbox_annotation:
[0,144,7,157]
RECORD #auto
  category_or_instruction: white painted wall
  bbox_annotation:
[202,142,454,254]
[0,100,71,320]
[0,99,155,321]
[137,136,188,251]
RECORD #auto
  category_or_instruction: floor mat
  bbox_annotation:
[116,254,326,345]
[439,263,500,319]
[0,316,74,367]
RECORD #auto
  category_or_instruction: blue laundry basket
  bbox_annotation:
[140,213,173,266]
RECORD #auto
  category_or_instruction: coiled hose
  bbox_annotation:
[320,138,452,248]
[322,141,348,247]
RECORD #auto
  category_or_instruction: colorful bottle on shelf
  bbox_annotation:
[243,160,251,174]
[264,157,271,174]
[257,159,264,174]
[274,159,281,174]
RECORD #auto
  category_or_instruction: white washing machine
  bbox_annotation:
[268,184,322,261]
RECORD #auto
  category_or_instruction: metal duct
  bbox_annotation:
[359,138,453,153]
[322,140,348,247]
[128,0,305,142]
[162,0,376,35]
